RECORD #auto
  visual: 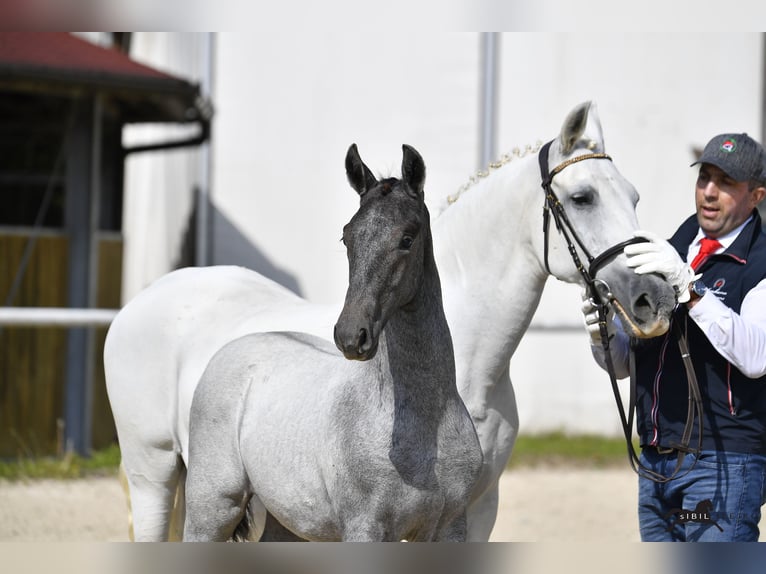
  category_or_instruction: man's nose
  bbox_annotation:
[702,180,719,198]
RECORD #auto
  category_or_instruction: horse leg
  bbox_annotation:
[339,517,392,542]
[465,481,500,541]
[183,439,250,541]
[117,462,134,541]
[183,478,249,541]
[122,446,184,541]
[433,511,468,542]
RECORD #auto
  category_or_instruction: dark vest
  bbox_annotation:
[633,210,766,454]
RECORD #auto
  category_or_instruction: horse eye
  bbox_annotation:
[571,191,594,206]
[399,235,414,250]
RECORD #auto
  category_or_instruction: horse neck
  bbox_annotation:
[370,233,465,488]
[433,155,549,374]
[381,230,457,398]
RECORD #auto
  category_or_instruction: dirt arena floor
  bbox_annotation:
[0,467,762,542]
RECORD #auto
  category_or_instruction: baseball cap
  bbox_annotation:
[691,133,766,184]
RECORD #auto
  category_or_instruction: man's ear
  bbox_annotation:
[751,185,766,208]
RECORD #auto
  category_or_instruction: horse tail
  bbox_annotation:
[232,502,255,541]
[168,464,187,541]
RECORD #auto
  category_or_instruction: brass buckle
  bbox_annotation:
[656,446,676,455]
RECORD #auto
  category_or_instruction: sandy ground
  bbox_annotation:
[0,466,763,543]
[0,467,639,542]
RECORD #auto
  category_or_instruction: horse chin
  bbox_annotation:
[340,341,379,361]
[613,305,670,339]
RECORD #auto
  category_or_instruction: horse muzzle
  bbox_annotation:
[333,322,379,361]
[591,276,674,339]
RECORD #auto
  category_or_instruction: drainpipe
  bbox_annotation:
[196,32,214,267]
[479,33,500,170]
[120,110,211,156]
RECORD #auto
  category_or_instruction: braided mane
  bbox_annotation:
[440,141,543,211]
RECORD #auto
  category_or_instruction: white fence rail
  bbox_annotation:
[0,307,118,327]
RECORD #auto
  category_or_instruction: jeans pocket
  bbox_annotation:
[692,451,747,471]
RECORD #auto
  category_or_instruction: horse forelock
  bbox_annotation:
[378,178,397,197]
[361,177,404,200]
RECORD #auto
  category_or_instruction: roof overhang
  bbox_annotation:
[0,32,209,125]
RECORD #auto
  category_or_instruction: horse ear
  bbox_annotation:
[559,101,605,156]
[345,143,378,196]
[401,144,425,199]
[559,101,591,155]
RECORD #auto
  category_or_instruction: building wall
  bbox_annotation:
[119,32,210,303]
[211,32,479,302]
[119,32,764,436]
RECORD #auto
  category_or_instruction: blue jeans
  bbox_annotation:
[638,448,766,541]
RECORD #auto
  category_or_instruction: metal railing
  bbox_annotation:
[0,307,118,327]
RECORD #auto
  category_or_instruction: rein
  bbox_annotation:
[538,140,703,483]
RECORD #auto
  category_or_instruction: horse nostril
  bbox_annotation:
[634,292,655,312]
[357,328,368,352]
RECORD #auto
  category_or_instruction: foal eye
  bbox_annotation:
[399,235,414,250]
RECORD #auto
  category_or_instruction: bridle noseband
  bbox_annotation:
[537,139,702,484]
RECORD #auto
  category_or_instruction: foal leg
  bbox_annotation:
[184,472,250,541]
[183,434,250,541]
[340,517,391,542]
[434,511,468,542]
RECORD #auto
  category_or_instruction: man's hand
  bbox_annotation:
[581,290,615,345]
[624,230,697,304]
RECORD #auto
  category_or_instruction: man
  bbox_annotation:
[583,132,766,541]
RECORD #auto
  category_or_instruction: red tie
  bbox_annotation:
[690,237,722,270]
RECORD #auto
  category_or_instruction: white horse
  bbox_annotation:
[183,144,482,542]
[104,101,676,541]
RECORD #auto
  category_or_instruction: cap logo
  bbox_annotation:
[720,138,737,153]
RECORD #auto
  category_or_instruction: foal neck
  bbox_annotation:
[383,233,456,388]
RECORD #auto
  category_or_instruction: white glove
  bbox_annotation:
[624,230,697,304]
[581,290,615,345]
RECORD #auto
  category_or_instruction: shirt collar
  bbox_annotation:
[691,215,753,251]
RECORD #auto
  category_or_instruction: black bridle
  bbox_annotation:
[538,139,703,483]
[538,140,645,304]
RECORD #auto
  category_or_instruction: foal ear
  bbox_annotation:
[345,143,378,196]
[401,144,425,199]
